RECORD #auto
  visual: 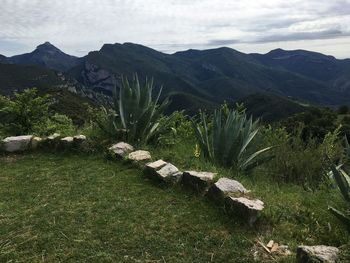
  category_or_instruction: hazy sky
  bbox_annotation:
[1,0,350,58]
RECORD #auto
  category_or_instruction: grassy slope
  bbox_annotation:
[0,153,256,263]
[145,141,350,261]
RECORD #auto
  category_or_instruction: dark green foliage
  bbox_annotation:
[0,88,50,135]
[338,105,349,115]
[281,107,338,141]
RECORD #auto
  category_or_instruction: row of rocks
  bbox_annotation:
[108,141,264,226]
[108,142,342,262]
[1,134,86,153]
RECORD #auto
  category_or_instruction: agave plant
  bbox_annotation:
[114,74,168,144]
[192,108,272,171]
[328,136,350,231]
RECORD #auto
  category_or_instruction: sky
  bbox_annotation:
[1,0,350,58]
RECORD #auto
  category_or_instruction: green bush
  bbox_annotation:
[33,113,76,136]
[0,88,76,137]
[192,107,271,171]
[259,125,343,188]
[0,88,49,135]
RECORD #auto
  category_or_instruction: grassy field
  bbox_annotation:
[0,152,349,262]
[0,152,258,263]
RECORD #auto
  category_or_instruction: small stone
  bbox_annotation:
[267,240,274,249]
[108,142,134,158]
[156,163,182,183]
[182,171,216,193]
[2,135,33,152]
[61,137,74,143]
[225,197,264,226]
[128,150,152,162]
[48,133,60,140]
[208,177,249,200]
[297,245,339,263]
[146,159,167,170]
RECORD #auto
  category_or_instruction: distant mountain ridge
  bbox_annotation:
[2,42,80,72]
[1,42,350,116]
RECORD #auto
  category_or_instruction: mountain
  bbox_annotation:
[0,54,7,63]
[8,42,80,72]
[67,43,349,107]
[3,42,350,119]
[251,48,350,93]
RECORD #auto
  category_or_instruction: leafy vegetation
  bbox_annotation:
[87,75,167,145]
[0,88,75,136]
[328,137,350,231]
[192,106,271,171]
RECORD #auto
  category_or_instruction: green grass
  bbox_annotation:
[0,152,258,263]
[146,141,350,260]
[1,151,349,262]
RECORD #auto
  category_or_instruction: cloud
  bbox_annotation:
[0,0,350,58]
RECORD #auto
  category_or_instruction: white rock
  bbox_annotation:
[48,133,60,140]
[297,245,339,263]
[209,178,249,200]
[182,171,216,193]
[128,150,152,162]
[225,197,264,226]
[2,135,33,152]
[146,159,167,170]
[156,163,182,183]
[108,142,134,158]
[61,137,74,143]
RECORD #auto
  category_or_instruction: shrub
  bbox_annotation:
[192,108,271,171]
[33,113,76,136]
[91,74,168,145]
[0,88,49,135]
[152,111,193,147]
[259,125,343,188]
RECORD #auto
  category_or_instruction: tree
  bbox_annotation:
[0,88,50,135]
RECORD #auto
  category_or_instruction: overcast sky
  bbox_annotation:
[1,0,350,58]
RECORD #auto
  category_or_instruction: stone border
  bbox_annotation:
[0,134,86,153]
[106,142,342,261]
[108,141,265,226]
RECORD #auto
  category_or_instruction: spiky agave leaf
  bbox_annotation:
[115,74,168,144]
[330,163,350,202]
[192,107,272,171]
[329,206,350,231]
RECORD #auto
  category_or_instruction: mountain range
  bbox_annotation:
[0,41,349,120]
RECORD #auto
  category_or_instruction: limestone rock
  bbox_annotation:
[128,150,152,162]
[155,163,182,184]
[2,135,33,152]
[108,142,134,158]
[209,177,249,200]
[182,171,216,193]
[61,136,74,143]
[146,159,167,170]
[225,197,264,226]
[297,245,339,263]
